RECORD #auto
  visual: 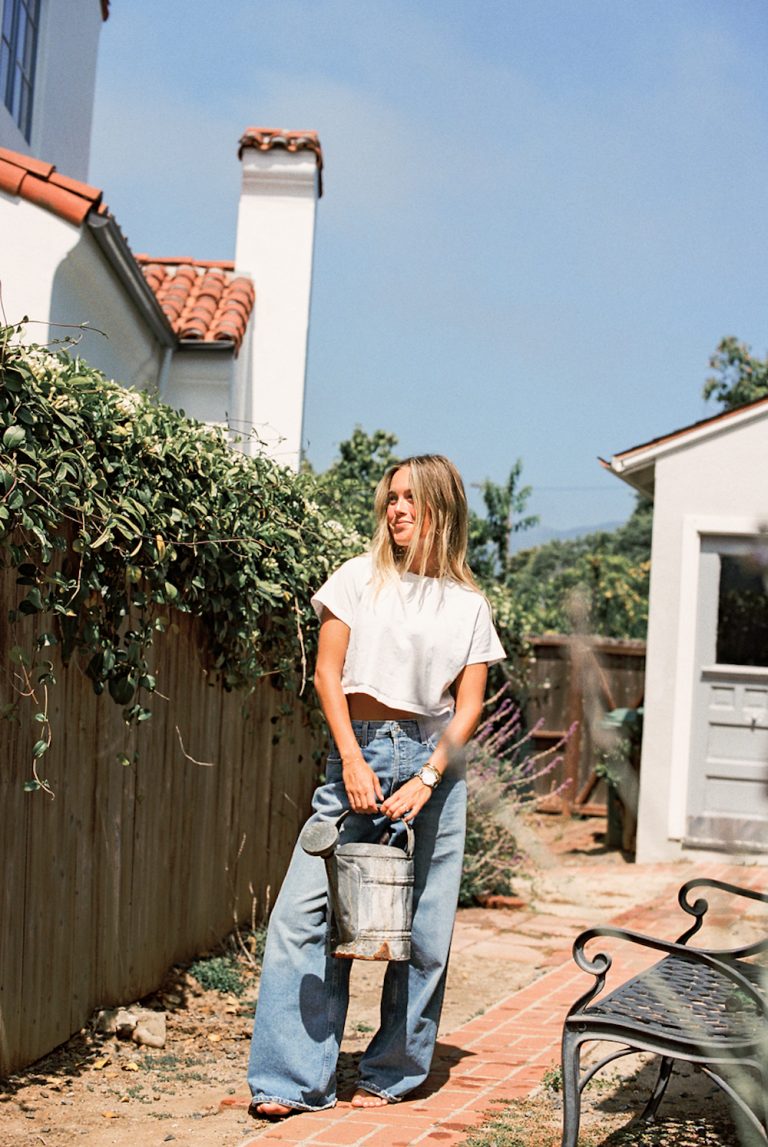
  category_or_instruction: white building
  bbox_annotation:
[0,0,104,181]
[0,2,320,469]
[606,399,768,863]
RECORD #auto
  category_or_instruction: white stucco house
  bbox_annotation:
[0,1,320,469]
[605,398,768,863]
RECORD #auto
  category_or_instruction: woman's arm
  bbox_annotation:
[313,608,384,813]
[379,661,488,823]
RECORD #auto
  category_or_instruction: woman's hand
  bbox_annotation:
[342,754,384,814]
[379,774,433,823]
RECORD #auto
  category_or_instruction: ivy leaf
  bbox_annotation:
[108,674,136,705]
[2,424,25,450]
[18,588,44,614]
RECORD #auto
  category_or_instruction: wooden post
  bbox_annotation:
[562,637,583,817]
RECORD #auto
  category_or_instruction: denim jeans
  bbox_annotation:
[247,718,467,1111]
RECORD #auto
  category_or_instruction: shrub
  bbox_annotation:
[0,329,362,784]
[188,954,245,997]
[460,688,572,905]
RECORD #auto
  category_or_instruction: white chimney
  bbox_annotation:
[232,128,322,470]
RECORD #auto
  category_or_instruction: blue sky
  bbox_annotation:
[89,1,768,534]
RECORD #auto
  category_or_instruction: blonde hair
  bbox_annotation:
[370,454,480,590]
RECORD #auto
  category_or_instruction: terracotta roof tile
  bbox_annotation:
[238,127,324,196]
[135,256,255,353]
[0,145,256,353]
[0,146,102,226]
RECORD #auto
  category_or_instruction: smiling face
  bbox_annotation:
[372,454,473,583]
[386,466,431,560]
[386,466,417,548]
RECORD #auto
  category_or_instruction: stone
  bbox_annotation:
[93,1005,166,1046]
[131,1010,166,1048]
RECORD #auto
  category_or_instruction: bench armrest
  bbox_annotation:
[675,877,768,954]
[568,924,768,1019]
[678,876,768,949]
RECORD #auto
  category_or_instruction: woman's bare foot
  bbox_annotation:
[351,1088,389,1108]
[251,1101,294,1119]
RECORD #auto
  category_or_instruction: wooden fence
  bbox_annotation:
[0,576,647,1078]
[523,635,646,815]
[0,586,319,1076]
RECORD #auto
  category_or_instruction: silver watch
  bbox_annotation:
[416,764,442,789]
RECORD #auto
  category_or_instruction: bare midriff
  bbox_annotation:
[346,692,422,722]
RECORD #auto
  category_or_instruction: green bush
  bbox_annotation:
[188,955,245,997]
[0,329,361,785]
[460,689,572,905]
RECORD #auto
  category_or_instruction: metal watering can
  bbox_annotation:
[300,810,415,961]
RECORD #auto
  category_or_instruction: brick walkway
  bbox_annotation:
[235,860,765,1147]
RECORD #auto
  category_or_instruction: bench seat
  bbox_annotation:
[560,878,768,1145]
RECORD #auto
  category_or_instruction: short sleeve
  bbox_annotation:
[310,554,370,627]
[465,597,506,666]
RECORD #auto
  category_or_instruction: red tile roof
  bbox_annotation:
[0,146,104,226]
[136,257,255,352]
[0,146,257,352]
[238,127,324,196]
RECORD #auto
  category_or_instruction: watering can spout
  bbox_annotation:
[299,819,340,857]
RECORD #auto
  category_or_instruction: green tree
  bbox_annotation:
[503,494,652,640]
[703,336,768,411]
[469,460,539,582]
[610,494,653,562]
[308,427,399,538]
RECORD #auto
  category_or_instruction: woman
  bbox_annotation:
[247,454,505,1118]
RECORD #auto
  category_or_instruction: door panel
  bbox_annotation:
[686,538,768,852]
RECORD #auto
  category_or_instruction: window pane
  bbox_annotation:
[19,74,30,135]
[21,11,33,74]
[717,554,768,667]
[1,3,14,41]
[10,59,22,119]
[0,47,9,104]
[1,0,39,140]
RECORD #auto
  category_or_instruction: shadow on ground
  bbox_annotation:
[336,1040,473,1102]
[464,1057,751,1147]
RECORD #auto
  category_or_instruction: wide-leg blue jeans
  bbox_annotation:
[247,718,466,1111]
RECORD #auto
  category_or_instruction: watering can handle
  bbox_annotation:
[334,808,415,859]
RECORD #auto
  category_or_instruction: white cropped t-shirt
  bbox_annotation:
[311,553,506,718]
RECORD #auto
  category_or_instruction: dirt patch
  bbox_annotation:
[0,814,754,1146]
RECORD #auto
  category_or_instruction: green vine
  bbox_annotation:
[0,327,360,784]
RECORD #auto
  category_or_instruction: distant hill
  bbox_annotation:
[509,521,624,553]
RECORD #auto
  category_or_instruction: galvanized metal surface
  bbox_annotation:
[303,811,415,961]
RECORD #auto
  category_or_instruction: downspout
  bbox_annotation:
[157,345,173,401]
[86,212,176,390]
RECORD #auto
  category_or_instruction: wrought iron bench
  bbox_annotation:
[560,878,768,1145]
